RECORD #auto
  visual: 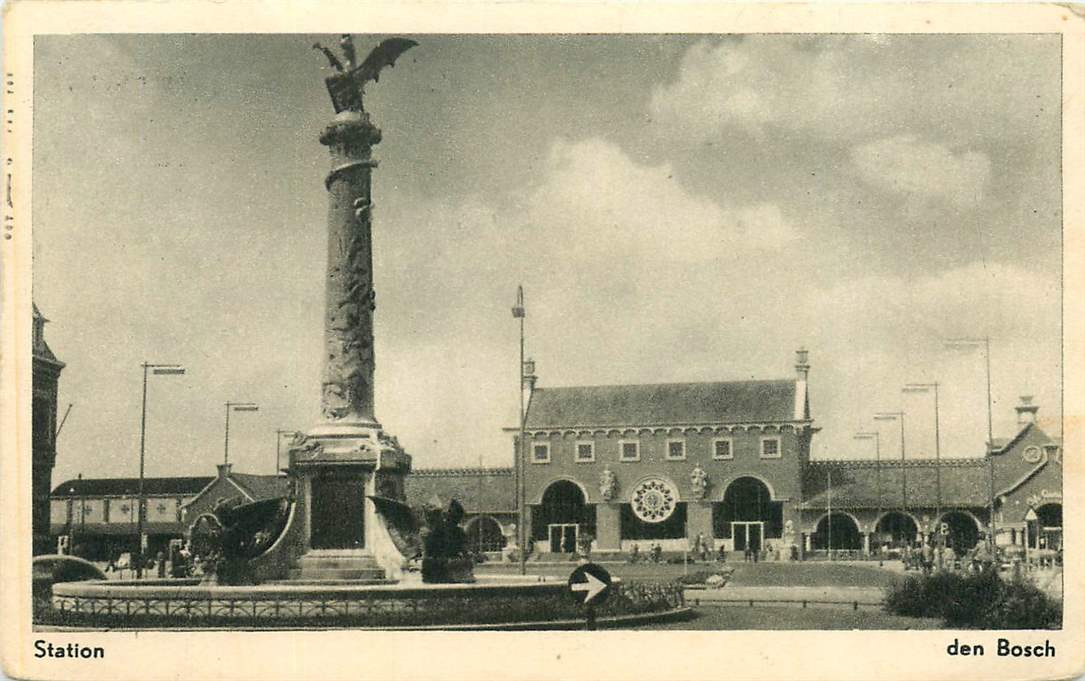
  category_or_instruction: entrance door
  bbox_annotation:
[310,476,365,549]
[732,522,763,553]
[548,523,578,553]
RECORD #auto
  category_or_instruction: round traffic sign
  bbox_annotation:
[568,563,612,607]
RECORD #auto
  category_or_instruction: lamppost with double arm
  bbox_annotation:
[874,411,907,543]
[224,401,260,466]
[854,430,881,560]
[137,362,186,578]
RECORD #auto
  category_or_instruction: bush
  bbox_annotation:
[884,570,1060,629]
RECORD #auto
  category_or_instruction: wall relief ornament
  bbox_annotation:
[689,464,709,500]
[599,466,618,502]
[631,478,678,523]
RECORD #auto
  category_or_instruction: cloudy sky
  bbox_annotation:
[33,34,1062,484]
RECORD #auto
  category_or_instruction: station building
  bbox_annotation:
[513,351,1062,559]
[516,350,813,556]
[802,397,1063,556]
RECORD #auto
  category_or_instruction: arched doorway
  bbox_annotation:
[1032,503,1062,551]
[532,480,593,553]
[713,477,783,553]
[939,511,980,553]
[874,511,918,549]
[812,512,861,550]
[465,516,507,554]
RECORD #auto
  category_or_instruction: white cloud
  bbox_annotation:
[521,138,798,261]
[799,262,1060,461]
[648,36,1058,147]
[850,135,991,208]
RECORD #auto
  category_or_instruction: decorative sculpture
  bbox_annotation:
[689,464,709,500]
[366,495,476,583]
[187,496,291,585]
[599,466,618,501]
[313,34,419,113]
[307,34,418,425]
[419,499,475,583]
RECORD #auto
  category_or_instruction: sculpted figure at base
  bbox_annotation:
[187,496,290,585]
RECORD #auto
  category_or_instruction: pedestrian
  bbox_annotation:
[717,544,727,563]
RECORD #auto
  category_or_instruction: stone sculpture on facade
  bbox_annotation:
[690,463,709,500]
[599,466,618,501]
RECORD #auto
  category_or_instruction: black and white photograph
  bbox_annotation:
[4,3,1084,680]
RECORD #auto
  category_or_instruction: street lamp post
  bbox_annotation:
[137,362,186,578]
[855,431,881,560]
[945,337,997,550]
[874,411,907,540]
[511,285,527,576]
[224,402,260,466]
[904,382,942,555]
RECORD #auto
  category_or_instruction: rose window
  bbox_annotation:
[631,478,678,523]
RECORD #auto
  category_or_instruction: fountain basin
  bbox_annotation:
[48,575,687,629]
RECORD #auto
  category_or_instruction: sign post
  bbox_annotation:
[568,563,612,630]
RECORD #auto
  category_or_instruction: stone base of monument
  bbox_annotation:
[46,576,689,629]
[290,551,387,581]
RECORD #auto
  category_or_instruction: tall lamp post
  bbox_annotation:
[224,402,260,466]
[903,382,942,551]
[855,431,881,558]
[945,337,997,550]
[511,285,527,576]
[874,411,907,541]
[137,362,186,578]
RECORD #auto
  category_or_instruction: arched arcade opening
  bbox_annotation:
[465,516,507,554]
[712,477,783,553]
[939,510,980,553]
[1030,503,1062,551]
[873,511,918,549]
[532,480,594,553]
[811,512,861,551]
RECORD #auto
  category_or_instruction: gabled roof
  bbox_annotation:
[52,477,214,497]
[802,459,991,509]
[524,380,801,429]
[229,473,290,501]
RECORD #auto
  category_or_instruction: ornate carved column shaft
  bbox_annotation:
[319,113,382,426]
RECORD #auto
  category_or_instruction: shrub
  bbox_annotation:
[884,570,1060,629]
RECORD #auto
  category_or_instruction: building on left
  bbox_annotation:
[32,304,65,555]
[50,464,289,561]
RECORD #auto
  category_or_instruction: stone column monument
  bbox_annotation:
[285,35,418,580]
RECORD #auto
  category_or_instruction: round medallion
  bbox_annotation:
[631,478,678,523]
[1023,446,1042,463]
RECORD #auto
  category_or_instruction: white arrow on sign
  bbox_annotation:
[571,571,608,604]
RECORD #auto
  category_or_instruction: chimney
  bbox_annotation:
[795,348,810,382]
[1016,395,1039,426]
[523,357,538,394]
[216,463,232,479]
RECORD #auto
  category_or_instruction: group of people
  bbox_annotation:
[102,543,199,579]
[899,539,1002,575]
